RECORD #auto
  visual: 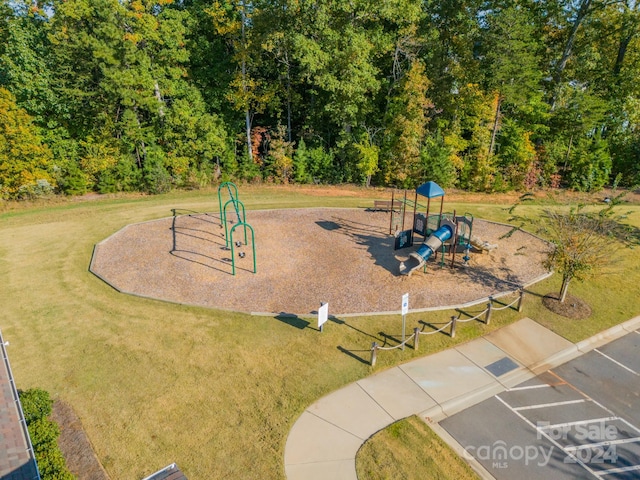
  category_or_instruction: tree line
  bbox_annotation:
[1,0,639,199]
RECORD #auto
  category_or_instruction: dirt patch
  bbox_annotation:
[51,401,110,480]
[542,292,592,319]
[90,208,552,315]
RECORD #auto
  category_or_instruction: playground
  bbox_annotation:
[90,183,552,315]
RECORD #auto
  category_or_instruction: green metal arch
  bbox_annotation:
[230,222,256,275]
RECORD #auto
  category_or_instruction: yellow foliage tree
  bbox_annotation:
[0,88,55,199]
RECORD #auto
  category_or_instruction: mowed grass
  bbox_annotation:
[1,185,639,479]
[356,416,479,480]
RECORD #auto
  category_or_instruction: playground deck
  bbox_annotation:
[90,208,551,316]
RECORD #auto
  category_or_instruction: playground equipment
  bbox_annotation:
[399,219,456,276]
[230,222,256,275]
[388,181,475,275]
[217,182,256,275]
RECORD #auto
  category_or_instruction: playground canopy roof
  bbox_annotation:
[416,181,445,199]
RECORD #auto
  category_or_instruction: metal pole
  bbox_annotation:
[450,209,458,268]
[389,190,395,235]
[402,313,406,350]
[412,191,418,232]
[402,190,407,231]
[371,342,378,366]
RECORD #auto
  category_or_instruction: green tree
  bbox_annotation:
[479,2,548,185]
[495,118,537,190]
[47,0,230,191]
[418,131,457,188]
[381,60,433,186]
[566,133,612,191]
[208,0,272,161]
[0,1,57,124]
[548,82,611,187]
[263,125,294,183]
[354,133,379,187]
[292,138,334,184]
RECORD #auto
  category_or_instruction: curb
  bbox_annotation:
[575,315,640,353]
[421,316,640,480]
[421,381,507,423]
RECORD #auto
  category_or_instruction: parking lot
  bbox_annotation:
[441,329,640,479]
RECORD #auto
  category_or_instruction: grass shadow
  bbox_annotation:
[336,346,371,365]
[328,316,382,341]
[418,319,455,337]
[378,331,401,347]
[454,308,486,320]
[274,313,310,330]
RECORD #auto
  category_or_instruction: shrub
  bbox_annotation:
[19,388,74,480]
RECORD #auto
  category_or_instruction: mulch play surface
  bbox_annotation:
[90,208,551,316]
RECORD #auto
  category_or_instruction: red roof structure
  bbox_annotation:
[0,330,40,480]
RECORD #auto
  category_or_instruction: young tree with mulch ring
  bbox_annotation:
[509,192,639,306]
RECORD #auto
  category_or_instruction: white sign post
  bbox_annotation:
[318,302,329,332]
[401,293,409,350]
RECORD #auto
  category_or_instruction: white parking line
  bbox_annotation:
[512,399,587,411]
[494,395,602,478]
[495,371,640,479]
[565,436,640,452]
[599,465,640,476]
[618,417,640,435]
[538,417,619,431]
[507,384,553,391]
[594,348,639,376]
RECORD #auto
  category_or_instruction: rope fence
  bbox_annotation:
[370,288,525,366]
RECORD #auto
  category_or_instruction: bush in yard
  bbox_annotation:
[19,388,74,480]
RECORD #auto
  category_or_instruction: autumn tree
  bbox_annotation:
[510,193,638,303]
[0,87,55,199]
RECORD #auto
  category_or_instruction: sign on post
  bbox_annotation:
[401,293,409,349]
[318,302,329,332]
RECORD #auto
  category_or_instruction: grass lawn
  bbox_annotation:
[1,185,638,479]
[356,416,479,480]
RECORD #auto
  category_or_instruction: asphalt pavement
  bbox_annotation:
[441,326,640,479]
[284,316,640,480]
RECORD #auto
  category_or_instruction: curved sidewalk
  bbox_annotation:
[284,316,640,480]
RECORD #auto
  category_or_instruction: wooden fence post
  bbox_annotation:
[371,342,378,366]
[517,289,525,312]
[413,327,419,350]
[450,316,457,338]
[485,301,493,325]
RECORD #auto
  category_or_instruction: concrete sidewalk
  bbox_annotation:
[284,316,640,480]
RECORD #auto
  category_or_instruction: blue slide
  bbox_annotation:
[399,220,455,276]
